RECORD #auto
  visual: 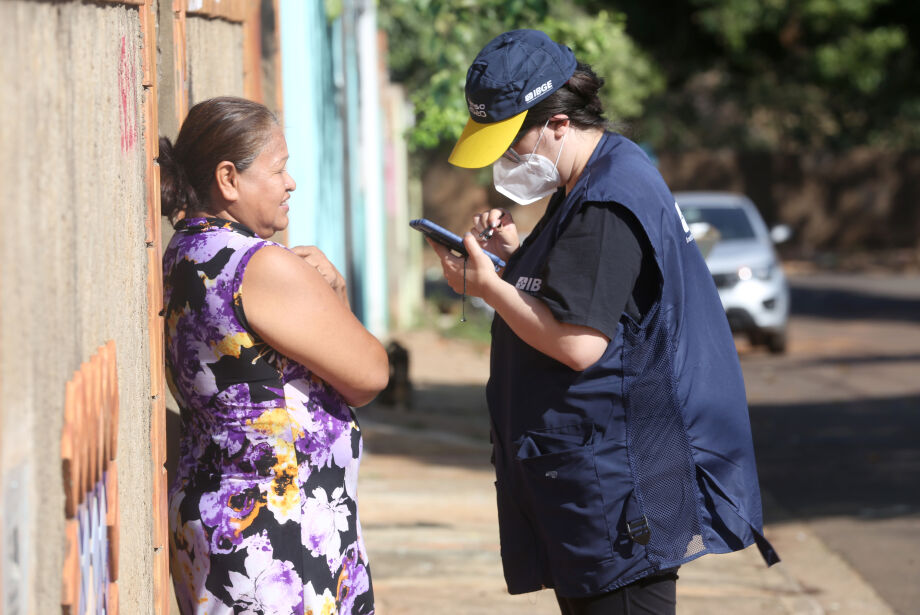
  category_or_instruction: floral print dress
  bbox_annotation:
[163,217,374,615]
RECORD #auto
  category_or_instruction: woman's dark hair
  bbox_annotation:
[516,62,608,139]
[159,96,278,222]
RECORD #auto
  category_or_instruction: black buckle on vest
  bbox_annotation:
[626,516,651,545]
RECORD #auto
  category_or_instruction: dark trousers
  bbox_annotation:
[554,570,678,615]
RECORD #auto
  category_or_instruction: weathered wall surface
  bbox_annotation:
[186,16,245,105]
[259,0,282,118]
[156,0,182,144]
[0,2,154,613]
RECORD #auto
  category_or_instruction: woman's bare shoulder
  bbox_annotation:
[244,244,319,288]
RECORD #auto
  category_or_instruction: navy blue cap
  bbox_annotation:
[449,30,578,168]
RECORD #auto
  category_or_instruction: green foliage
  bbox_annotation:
[692,0,788,52]
[651,0,920,149]
[815,26,907,93]
[379,0,664,151]
[325,0,344,21]
[381,0,919,151]
[540,12,665,121]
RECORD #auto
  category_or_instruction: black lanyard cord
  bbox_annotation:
[461,257,468,323]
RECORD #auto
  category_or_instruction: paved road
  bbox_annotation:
[744,272,920,615]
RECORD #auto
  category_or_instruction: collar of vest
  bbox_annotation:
[577,133,662,205]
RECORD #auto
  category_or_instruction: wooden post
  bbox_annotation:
[273,0,284,122]
[173,0,189,125]
[243,0,264,102]
[140,0,170,612]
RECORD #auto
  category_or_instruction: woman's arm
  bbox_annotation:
[429,235,609,371]
[242,246,389,406]
[483,275,610,371]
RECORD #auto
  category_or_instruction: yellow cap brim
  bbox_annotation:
[448,110,528,169]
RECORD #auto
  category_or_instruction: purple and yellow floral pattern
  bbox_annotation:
[163,217,374,614]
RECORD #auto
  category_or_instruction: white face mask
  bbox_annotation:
[492,120,567,205]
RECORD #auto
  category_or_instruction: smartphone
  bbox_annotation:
[409,218,506,269]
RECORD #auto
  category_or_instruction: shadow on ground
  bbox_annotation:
[363,383,495,468]
[791,284,920,322]
[792,353,920,367]
[750,393,920,523]
[367,386,920,526]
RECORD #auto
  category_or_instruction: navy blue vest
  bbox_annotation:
[486,133,778,597]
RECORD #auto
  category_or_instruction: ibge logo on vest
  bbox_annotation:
[515,276,543,293]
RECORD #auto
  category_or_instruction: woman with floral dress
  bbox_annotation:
[160,96,389,614]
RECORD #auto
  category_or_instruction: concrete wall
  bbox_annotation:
[0,2,154,613]
[259,0,283,118]
[186,15,245,105]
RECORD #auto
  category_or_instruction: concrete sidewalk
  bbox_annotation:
[357,331,895,615]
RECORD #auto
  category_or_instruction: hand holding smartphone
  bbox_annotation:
[409,218,506,269]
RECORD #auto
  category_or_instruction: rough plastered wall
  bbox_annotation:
[186,15,245,105]
[0,2,154,613]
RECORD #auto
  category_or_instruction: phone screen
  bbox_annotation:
[409,218,505,269]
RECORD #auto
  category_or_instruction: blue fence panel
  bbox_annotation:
[279,0,347,272]
[279,0,389,333]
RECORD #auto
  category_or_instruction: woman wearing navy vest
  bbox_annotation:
[428,30,779,615]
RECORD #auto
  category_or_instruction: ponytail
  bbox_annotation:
[519,62,609,133]
[158,136,200,222]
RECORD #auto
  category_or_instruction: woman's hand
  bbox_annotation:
[471,208,519,261]
[291,245,349,307]
[427,233,502,301]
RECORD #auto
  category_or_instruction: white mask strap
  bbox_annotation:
[552,128,567,167]
[531,119,567,167]
[529,120,550,155]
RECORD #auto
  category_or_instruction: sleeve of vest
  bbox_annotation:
[538,201,644,339]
